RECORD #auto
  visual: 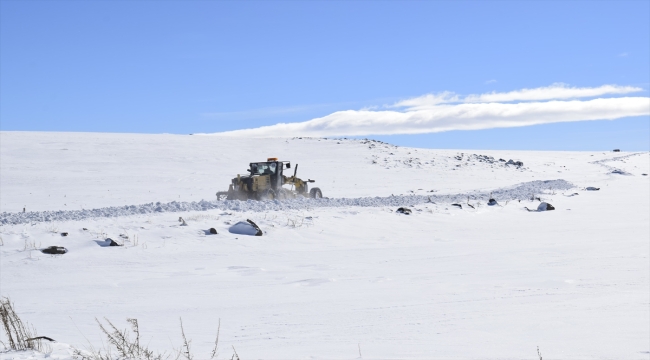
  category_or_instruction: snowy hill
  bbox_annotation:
[2,131,629,213]
[0,132,648,359]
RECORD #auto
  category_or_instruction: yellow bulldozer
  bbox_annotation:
[216,158,323,201]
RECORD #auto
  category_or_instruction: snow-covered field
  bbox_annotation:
[1,131,648,359]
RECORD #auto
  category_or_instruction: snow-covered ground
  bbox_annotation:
[1,132,648,359]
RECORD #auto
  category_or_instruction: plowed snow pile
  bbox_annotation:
[1,179,573,225]
[1,132,648,359]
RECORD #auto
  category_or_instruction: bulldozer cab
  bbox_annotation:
[249,162,279,176]
[248,161,288,190]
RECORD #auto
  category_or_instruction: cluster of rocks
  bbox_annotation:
[400,157,425,168]
[611,169,630,175]
[369,154,430,169]
[358,138,397,149]
[505,159,524,167]
[453,153,524,168]
[361,139,393,145]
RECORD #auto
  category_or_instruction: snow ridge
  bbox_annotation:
[0,179,573,225]
[590,152,646,175]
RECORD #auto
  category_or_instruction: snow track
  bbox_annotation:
[0,179,573,225]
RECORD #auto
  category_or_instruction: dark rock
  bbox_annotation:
[451,203,463,209]
[642,174,648,176]
[247,219,263,236]
[524,202,555,212]
[396,207,412,215]
[209,228,218,234]
[586,187,600,191]
[82,228,88,231]
[613,149,620,152]
[41,246,67,255]
[537,202,555,211]
[487,198,498,206]
[94,238,122,247]
[61,232,68,237]
[524,202,553,212]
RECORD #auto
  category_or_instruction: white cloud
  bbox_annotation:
[618,52,629,57]
[209,84,649,138]
[485,79,497,84]
[463,83,641,103]
[389,84,642,111]
[391,91,460,109]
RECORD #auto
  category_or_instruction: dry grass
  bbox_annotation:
[89,229,108,241]
[0,297,52,353]
[183,214,220,222]
[263,213,277,221]
[3,299,233,359]
[73,317,226,360]
[45,223,59,234]
[23,238,40,252]
[286,216,305,228]
[284,212,313,228]
[72,318,166,360]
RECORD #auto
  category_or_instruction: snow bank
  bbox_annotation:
[0,179,573,225]
[229,220,263,236]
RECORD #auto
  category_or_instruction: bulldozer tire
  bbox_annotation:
[309,187,322,199]
[258,189,276,201]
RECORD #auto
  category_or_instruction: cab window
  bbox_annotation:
[251,163,276,175]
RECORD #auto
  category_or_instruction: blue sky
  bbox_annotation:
[1,0,648,150]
